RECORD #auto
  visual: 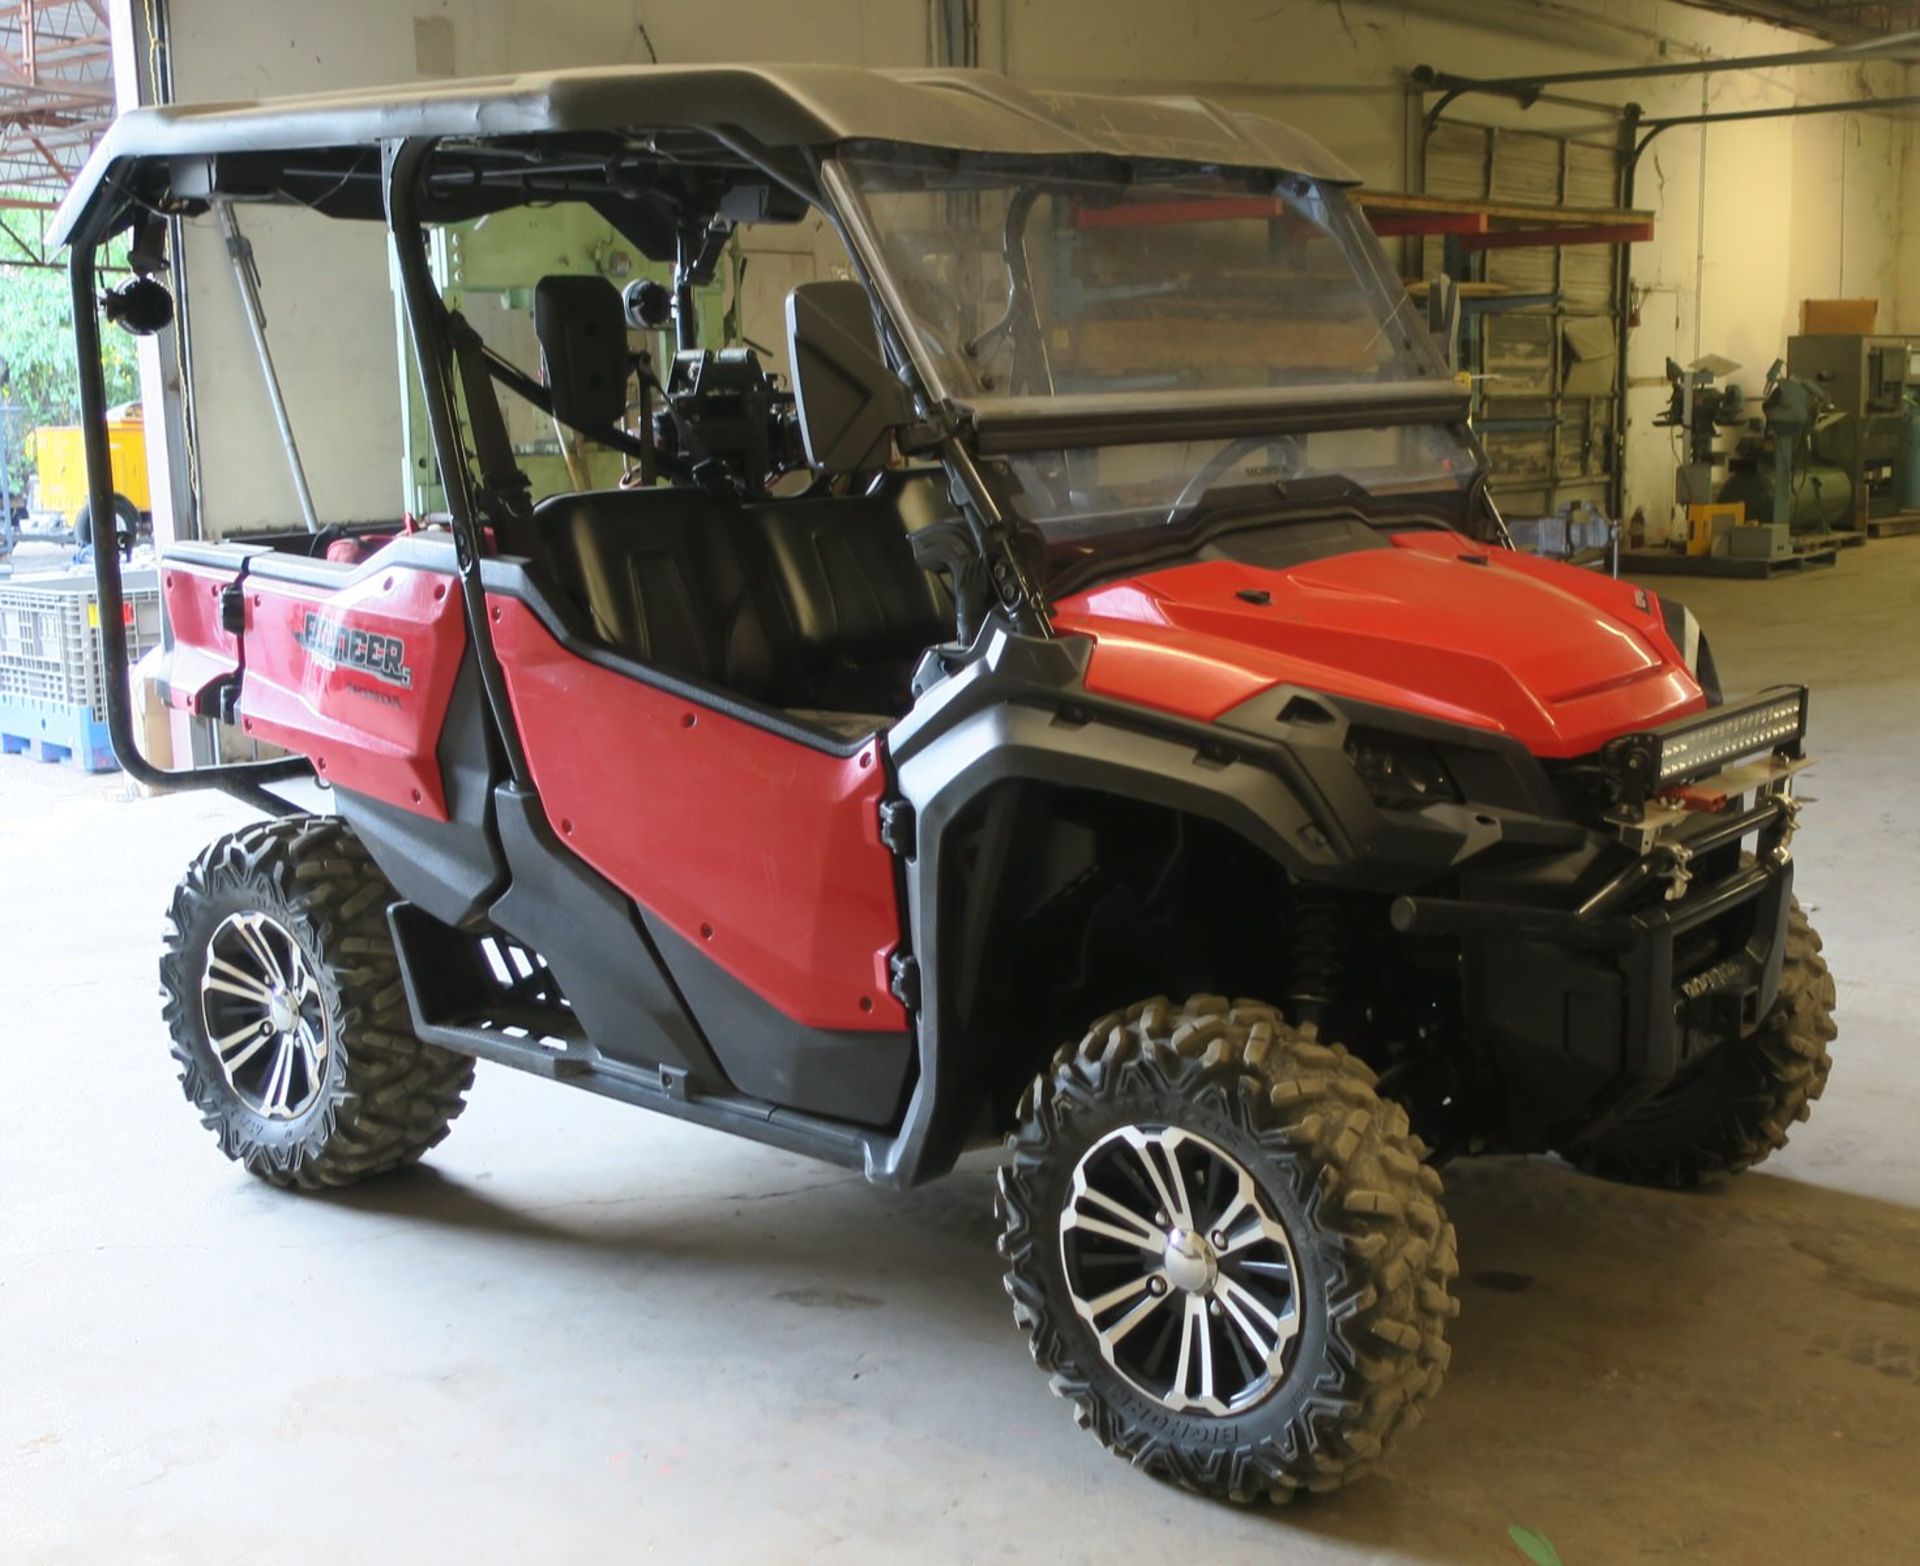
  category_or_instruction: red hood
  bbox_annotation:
[1051,531,1706,758]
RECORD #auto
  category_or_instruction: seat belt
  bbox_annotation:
[444,310,537,551]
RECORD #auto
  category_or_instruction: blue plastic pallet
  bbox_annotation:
[0,695,117,772]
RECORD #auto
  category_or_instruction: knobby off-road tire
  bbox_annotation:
[997,995,1459,1503]
[160,815,474,1189]
[1569,899,1836,1188]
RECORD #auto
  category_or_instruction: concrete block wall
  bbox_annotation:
[141,0,1919,539]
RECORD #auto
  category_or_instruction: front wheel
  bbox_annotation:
[160,816,475,1189]
[997,996,1458,1503]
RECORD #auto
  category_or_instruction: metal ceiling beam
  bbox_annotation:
[1412,28,1920,124]
[2,101,104,120]
[0,0,115,206]
[3,120,107,139]
[0,57,110,95]
[22,37,113,65]
[26,129,66,173]
[1669,0,1902,42]
[0,210,44,260]
[1630,86,1920,165]
[1814,0,1920,17]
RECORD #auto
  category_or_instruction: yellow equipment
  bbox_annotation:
[1685,501,1744,556]
[31,403,151,524]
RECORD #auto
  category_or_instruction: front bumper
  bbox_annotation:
[1391,730,1804,1141]
[1399,841,1791,1074]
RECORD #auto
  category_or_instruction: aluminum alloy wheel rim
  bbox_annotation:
[199,911,330,1120]
[1059,1124,1301,1416]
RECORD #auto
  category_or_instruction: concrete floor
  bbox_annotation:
[3,542,1917,1565]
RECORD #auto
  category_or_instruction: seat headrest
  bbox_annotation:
[533,275,630,430]
[785,279,911,474]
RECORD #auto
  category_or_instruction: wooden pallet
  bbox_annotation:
[1867,512,1920,540]
[1623,543,1840,580]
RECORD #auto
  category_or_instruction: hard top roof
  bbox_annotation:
[53,63,1356,245]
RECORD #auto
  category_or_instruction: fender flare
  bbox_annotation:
[868,623,1582,1186]
[873,634,1339,1187]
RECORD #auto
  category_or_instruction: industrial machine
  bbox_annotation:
[1784,332,1920,536]
[1715,359,1853,537]
[28,402,151,548]
[1900,378,1920,512]
[1654,354,1744,507]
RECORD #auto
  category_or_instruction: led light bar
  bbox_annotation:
[1655,689,1807,784]
[1600,687,1807,807]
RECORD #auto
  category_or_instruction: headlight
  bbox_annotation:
[1346,732,1458,809]
[1602,688,1807,805]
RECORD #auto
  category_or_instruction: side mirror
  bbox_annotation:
[533,275,630,430]
[785,280,911,474]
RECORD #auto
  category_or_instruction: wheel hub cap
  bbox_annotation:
[1161,1228,1218,1295]
[199,910,330,1120]
[1059,1124,1302,1417]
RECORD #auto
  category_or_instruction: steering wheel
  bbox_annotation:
[1163,434,1299,526]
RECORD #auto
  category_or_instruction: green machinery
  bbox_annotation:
[1781,332,1920,535]
[1901,388,1920,511]
[1715,359,1853,534]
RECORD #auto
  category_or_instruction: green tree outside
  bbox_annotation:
[0,196,138,511]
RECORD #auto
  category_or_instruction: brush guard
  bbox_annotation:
[1391,707,1806,1113]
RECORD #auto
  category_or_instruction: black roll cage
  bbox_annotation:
[68,119,1472,814]
[67,127,1066,810]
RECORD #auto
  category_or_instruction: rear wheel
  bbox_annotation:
[160,815,474,1188]
[1568,899,1836,1187]
[998,995,1458,1503]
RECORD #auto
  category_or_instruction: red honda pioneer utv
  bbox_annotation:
[60,66,1834,1503]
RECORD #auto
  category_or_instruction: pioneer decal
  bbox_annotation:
[294,611,413,689]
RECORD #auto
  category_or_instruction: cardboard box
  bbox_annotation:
[1800,298,1878,336]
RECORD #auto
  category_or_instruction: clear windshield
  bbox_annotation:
[832,146,1475,543]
